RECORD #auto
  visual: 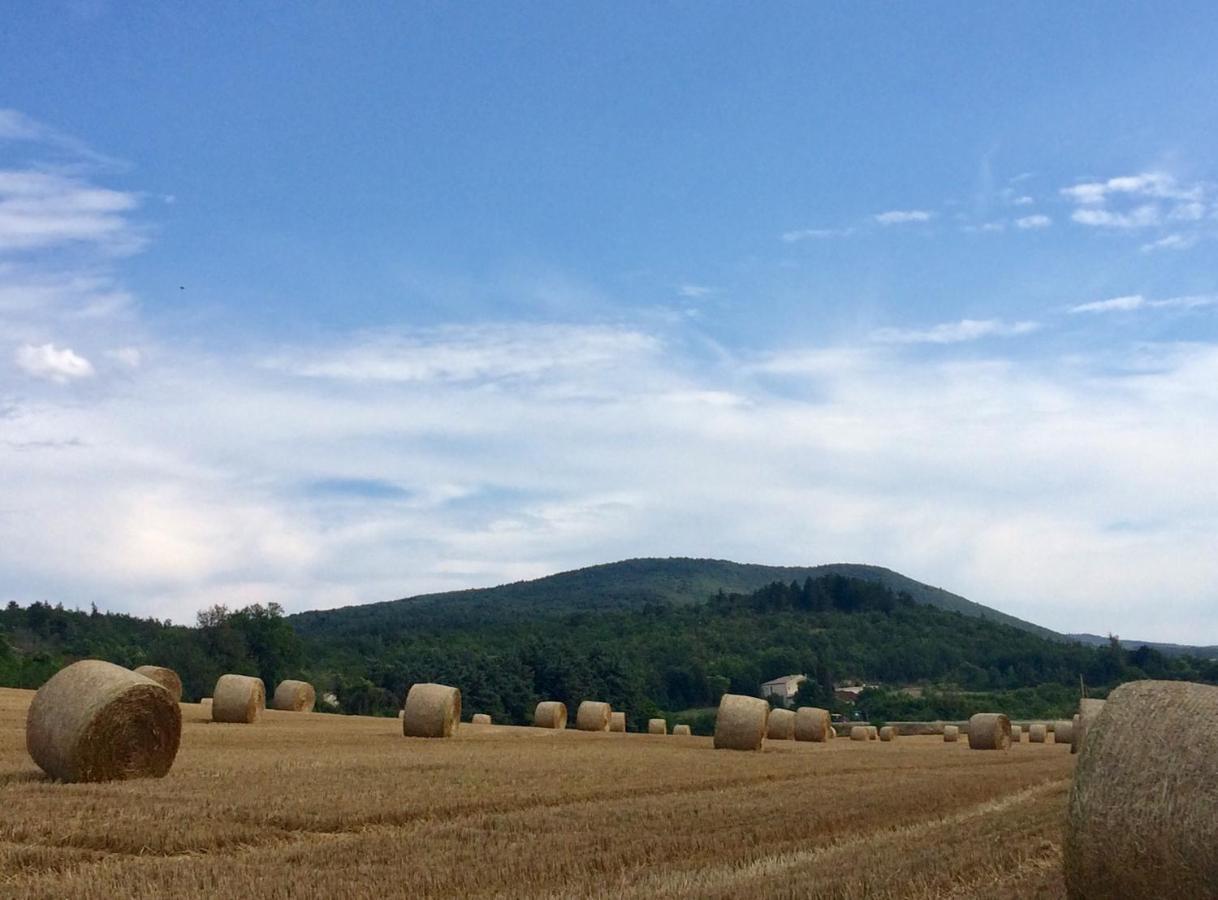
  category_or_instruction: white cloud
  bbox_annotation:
[0,170,143,254]
[870,318,1040,344]
[677,283,714,298]
[14,342,95,382]
[874,209,934,225]
[1140,233,1198,252]
[1061,172,1202,205]
[1071,205,1160,229]
[781,227,854,242]
[1014,214,1052,230]
[1069,295,1145,314]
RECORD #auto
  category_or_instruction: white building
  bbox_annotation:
[760,674,807,704]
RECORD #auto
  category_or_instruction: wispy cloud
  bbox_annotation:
[1071,205,1160,229]
[873,209,934,225]
[870,318,1039,344]
[1069,293,1217,314]
[1062,171,1211,235]
[1014,214,1052,230]
[1140,233,1198,252]
[14,342,95,382]
[0,170,144,254]
[780,227,854,242]
[677,283,714,298]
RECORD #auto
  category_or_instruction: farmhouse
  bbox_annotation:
[760,674,806,704]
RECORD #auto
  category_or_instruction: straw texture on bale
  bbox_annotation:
[794,706,832,742]
[672,724,692,736]
[1010,724,1022,743]
[967,713,1011,750]
[879,725,896,742]
[1053,718,1075,746]
[1029,723,1047,743]
[648,718,667,735]
[133,666,182,703]
[943,724,959,742]
[1064,680,1218,899]
[609,711,626,732]
[576,700,611,732]
[200,697,212,707]
[766,707,796,740]
[867,725,878,740]
[713,694,768,751]
[850,725,868,742]
[403,683,461,738]
[26,660,182,783]
[211,674,265,724]
[271,680,315,712]
[1074,698,1105,755]
[533,701,567,730]
[471,713,491,725]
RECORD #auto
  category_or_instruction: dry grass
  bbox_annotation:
[0,687,1074,898]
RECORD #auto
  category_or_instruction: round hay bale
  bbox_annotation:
[766,707,796,740]
[133,666,182,703]
[534,701,567,729]
[1074,698,1105,755]
[648,718,667,735]
[271,680,315,712]
[967,713,1010,750]
[403,683,461,738]
[794,706,832,742]
[576,701,611,732]
[471,713,491,725]
[879,725,896,742]
[1010,724,1022,743]
[943,724,960,742]
[867,725,878,740]
[1064,680,1218,898]
[1029,723,1047,743]
[1053,718,1075,746]
[212,674,265,724]
[26,660,182,783]
[713,694,768,751]
[672,724,692,736]
[609,711,627,733]
[850,725,868,742]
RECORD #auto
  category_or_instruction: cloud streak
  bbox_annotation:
[870,318,1040,344]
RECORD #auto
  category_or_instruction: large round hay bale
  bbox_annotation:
[576,700,611,732]
[133,666,182,703]
[26,660,182,782]
[609,711,627,733]
[271,680,315,712]
[534,701,567,729]
[471,713,491,725]
[1074,698,1105,755]
[850,725,868,742]
[766,707,796,740]
[403,683,461,738]
[879,725,896,742]
[1029,723,1047,742]
[713,694,768,751]
[794,707,832,742]
[672,724,692,736]
[648,718,667,735]
[212,674,265,724]
[967,713,1011,750]
[1053,718,1075,746]
[1010,724,1022,743]
[1064,680,1218,898]
[943,724,960,742]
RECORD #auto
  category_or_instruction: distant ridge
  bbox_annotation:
[290,556,1063,639]
[1067,632,1218,659]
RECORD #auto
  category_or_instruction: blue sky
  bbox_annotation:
[1,3,1217,640]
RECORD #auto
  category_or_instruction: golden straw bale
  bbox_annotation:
[648,718,667,735]
[533,701,567,729]
[402,683,461,738]
[471,713,492,725]
[1053,718,1075,746]
[1074,698,1105,755]
[1064,680,1218,899]
[576,701,611,732]
[967,713,1011,750]
[133,666,182,703]
[867,725,878,740]
[794,706,832,742]
[271,680,315,712]
[212,674,265,724]
[879,726,896,742]
[609,711,627,732]
[26,660,181,782]
[850,725,868,742]
[766,707,796,740]
[1029,723,1047,742]
[713,694,768,751]
[1010,724,1022,743]
[672,724,692,736]
[943,724,959,742]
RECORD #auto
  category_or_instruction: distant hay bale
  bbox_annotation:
[133,666,182,703]
[1074,698,1105,755]
[794,707,832,742]
[648,718,667,735]
[534,701,567,730]
[766,708,796,740]
[212,674,266,724]
[472,713,491,725]
[610,711,627,732]
[1053,718,1075,746]
[1029,723,1047,743]
[1010,724,1022,743]
[200,697,212,708]
[271,680,315,712]
[26,660,182,782]
[830,726,838,738]
[967,713,1011,750]
[1064,680,1218,898]
[403,683,461,738]
[943,724,959,742]
[713,694,768,751]
[576,701,611,732]
[672,724,692,736]
[867,726,878,740]
[850,725,868,742]
[879,726,896,742]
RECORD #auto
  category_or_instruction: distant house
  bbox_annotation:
[760,674,807,704]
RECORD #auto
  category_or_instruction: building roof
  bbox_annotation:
[761,674,806,686]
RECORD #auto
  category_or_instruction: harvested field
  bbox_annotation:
[0,687,1074,898]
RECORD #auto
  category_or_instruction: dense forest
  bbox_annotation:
[4,574,1215,734]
